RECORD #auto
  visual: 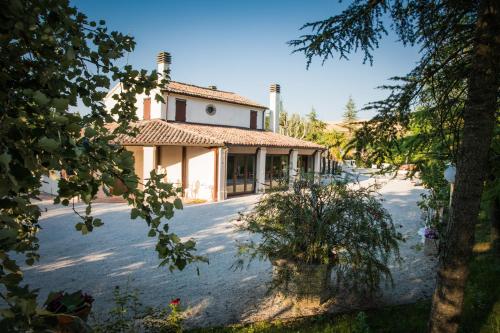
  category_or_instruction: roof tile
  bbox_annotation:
[165,81,267,109]
[113,120,324,150]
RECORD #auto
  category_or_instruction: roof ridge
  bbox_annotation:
[169,81,235,94]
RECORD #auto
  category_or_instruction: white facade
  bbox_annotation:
[165,94,265,129]
[104,89,265,129]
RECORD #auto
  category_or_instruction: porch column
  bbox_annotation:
[255,147,267,193]
[143,146,157,183]
[217,147,228,201]
[289,149,298,190]
[313,150,322,183]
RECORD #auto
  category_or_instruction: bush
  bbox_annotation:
[235,179,402,295]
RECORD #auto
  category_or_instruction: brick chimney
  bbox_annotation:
[269,84,281,133]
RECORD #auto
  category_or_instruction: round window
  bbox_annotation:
[206,104,216,116]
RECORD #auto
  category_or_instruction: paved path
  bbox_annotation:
[20,177,436,328]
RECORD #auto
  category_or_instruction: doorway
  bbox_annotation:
[226,154,256,196]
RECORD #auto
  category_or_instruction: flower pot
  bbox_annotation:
[55,304,91,325]
[272,258,332,306]
[424,237,439,256]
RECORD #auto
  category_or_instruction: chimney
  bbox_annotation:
[157,51,171,80]
[151,52,171,119]
[269,84,281,133]
[208,85,217,90]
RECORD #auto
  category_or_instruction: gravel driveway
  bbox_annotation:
[20,177,436,328]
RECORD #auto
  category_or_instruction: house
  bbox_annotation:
[104,52,325,201]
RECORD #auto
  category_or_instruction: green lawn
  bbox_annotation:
[188,219,500,333]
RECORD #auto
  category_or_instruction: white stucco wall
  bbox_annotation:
[166,94,265,129]
[105,88,265,129]
[158,146,183,188]
[185,147,215,200]
[125,146,144,188]
[104,85,165,120]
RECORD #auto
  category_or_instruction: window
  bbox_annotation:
[206,104,216,116]
[143,98,151,120]
[250,110,257,129]
[175,99,186,122]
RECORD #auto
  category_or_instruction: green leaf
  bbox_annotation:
[130,208,140,219]
[92,218,103,227]
[0,308,15,319]
[173,198,183,210]
[84,127,97,138]
[33,91,49,106]
[148,229,156,237]
[39,137,59,152]
[170,234,180,243]
[175,258,186,270]
[52,98,69,111]
[0,152,12,169]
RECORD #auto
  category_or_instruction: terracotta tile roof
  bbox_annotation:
[164,81,267,109]
[112,120,221,146]
[113,119,324,150]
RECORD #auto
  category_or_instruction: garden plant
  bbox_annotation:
[235,179,402,304]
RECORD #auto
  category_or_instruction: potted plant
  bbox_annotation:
[44,290,94,329]
[235,179,402,306]
[424,227,439,256]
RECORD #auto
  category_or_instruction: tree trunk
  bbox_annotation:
[428,1,500,332]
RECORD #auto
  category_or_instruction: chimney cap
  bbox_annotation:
[208,85,217,90]
[157,51,171,64]
[270,84,281,93]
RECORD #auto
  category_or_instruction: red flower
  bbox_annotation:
[170,298,180,306]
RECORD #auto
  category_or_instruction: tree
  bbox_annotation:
[0,0,204,330]
[280,111,309,139]
[305,107,327,142]
[289,1,500,332]
[343,96,358,123]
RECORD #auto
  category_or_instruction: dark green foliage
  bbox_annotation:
[290,3,500,329]
[189,218,500,333]
[0,0,205,330]
[236,179,402,295]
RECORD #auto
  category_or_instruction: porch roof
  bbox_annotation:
[113,119,324,150]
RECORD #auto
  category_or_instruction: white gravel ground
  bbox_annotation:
[19,176,436,328]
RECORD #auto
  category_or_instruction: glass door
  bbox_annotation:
[226,154,256,196]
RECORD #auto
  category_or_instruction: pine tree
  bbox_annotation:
[343,96,358,123]
[290,1,500,332]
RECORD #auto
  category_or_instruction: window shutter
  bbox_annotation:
[250,110,257,129]
[143,98,151,120]
[175,99,186,122]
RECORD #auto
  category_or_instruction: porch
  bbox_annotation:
[127,145,323,202]
[115,119,327,201]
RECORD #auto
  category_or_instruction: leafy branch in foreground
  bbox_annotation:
[0,0,205,331]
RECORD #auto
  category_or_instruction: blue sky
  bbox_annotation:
[72,0,420,121]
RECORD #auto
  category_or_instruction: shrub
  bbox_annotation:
[235,179,402,295]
